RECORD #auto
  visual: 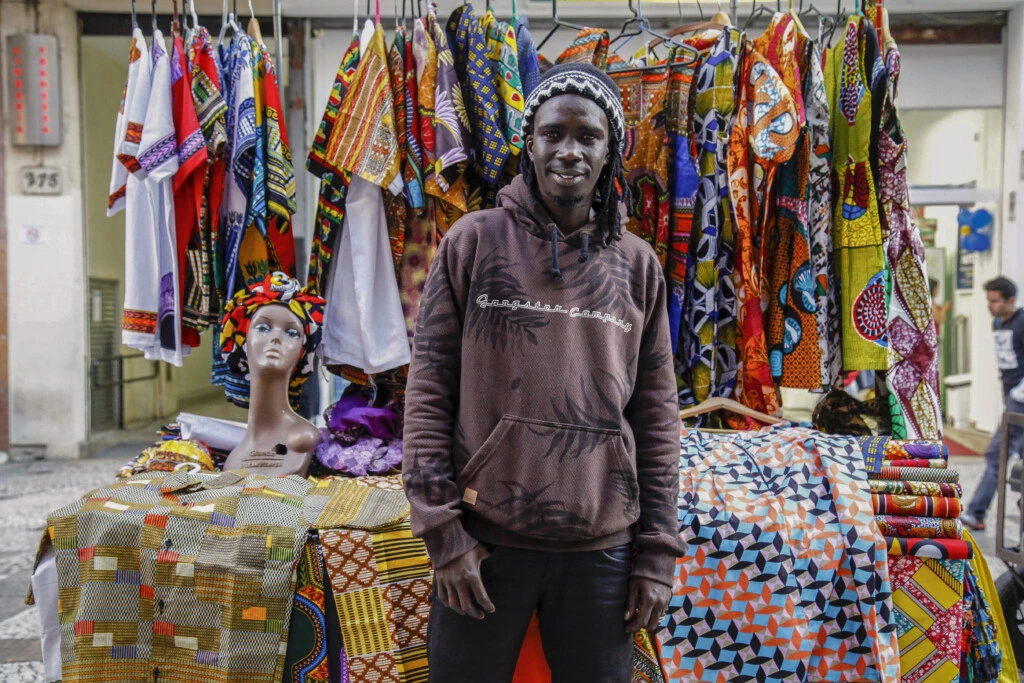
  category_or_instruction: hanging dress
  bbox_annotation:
[516,15,541,99]
[825,16,888,370]
[386,29,411,280]
[679,28,742,407]
[879,39,942,440]
[260,39,298,278]
[120,29,160,350]
[481,10,525,157]
[727,39,799,414]
[321,23,411,374]
[139,30,184,365]
[755,14,822,388]
[107,30,141,218]
[414,17,437,165]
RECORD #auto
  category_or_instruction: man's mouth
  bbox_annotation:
[551,170,586,187]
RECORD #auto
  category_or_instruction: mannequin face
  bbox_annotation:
[245,304,306,378]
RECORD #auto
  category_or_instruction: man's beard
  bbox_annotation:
[553,193,588,208]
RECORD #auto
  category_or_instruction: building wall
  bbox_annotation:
[2,0,89,458]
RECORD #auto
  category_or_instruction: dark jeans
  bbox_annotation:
[968,397,1024,521]
[427,544,634,683]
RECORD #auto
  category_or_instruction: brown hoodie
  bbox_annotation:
[402,175,684,586]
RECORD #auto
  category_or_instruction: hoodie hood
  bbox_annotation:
[497,175,601,279]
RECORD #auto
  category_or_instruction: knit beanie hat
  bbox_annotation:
[522,63,625,153]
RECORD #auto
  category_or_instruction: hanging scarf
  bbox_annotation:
[679,28,742,407]
[878,39,942,440]
[825,16,888,370]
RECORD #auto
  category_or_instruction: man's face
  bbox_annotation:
[526,94,610,212]
[987,290,1015,319]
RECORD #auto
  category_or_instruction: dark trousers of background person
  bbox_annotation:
[427,544,635,683]
[968,396,1024,522]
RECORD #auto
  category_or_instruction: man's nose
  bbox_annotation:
[556,140,583,161]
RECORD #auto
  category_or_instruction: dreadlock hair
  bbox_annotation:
[519,139,632,251]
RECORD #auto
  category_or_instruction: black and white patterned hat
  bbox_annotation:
[522,63,625,153]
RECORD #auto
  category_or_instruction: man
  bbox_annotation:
[403,63,684,682]
[962,276,1024,531]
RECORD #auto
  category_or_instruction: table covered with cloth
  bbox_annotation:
[662,425,901,682]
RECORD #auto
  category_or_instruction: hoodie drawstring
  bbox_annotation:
[549,227,563,281]
[578,233,590,264]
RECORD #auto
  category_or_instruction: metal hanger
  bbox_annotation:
[743,1,774,33]
[537,0,587,50]
[130,0,139,30]
[609,0,644,51]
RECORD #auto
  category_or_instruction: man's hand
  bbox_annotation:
[624,577,671,633]
[434,545,496,619]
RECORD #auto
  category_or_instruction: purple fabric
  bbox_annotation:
[315,429,404,477]
[327,395,403,440]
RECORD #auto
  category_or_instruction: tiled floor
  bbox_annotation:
[0,441,1016,681]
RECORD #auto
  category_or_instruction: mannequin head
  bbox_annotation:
[244,304,307,380]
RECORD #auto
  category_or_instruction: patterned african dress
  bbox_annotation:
[755,15,823,389]
[679,27,742,408]
[610,59,671,266]
[825,16,888,370]
[555,27,610,70]
[726,38,799,415]
[260,40,298,278]
[414,18,437,165]
[481,11,525,156]
[878,38,942,441]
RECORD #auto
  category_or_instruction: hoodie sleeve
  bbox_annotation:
[402,233,480,569]
[625,255,686,587]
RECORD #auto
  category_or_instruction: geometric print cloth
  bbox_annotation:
[888,556,966,683]
[32,471,412,683]
[663,425,901,682]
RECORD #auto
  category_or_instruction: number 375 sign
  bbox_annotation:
[20,166,62,195]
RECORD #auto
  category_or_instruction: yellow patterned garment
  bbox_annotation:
[825,16,888,370]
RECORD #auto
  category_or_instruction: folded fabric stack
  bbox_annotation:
[859,436,1005,683]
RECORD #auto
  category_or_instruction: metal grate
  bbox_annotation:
[88,278,120,433]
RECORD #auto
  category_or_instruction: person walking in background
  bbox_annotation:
[962,276,1024,531]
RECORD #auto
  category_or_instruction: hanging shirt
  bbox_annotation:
[515,15,540,99]
[825,16,888,371]
[679,27,742,408]
[413,18,437,164]
[120,29,160,350]
[139,30,184,365]
[321,23,410,374]
[221,31,257,296]
[399,27,426,211]
[429,10,472,193]
[260,40,298,277]
[481,11,524,155]
[107,31,143,216]
[171,32,209,347]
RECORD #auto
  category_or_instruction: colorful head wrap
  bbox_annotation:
[219,272,326,389]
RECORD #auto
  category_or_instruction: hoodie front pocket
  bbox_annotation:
[458,416,640,542]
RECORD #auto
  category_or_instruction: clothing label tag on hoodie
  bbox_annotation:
[462,488,478,506]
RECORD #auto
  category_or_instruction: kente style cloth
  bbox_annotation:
[319,514,433,682]
[116,439,216,480]
[888,556,965,683]
[872,494,961,519]
[878,37,942,441]
[283,538,331,683]
[873,466,958,484]
[663,425,900,682]
[825,16,888,370]
[522,62,626,154]
[868,480,961,497]
[679,28,742,409]
[31,470,329,683]
[883,537,972,561]
[219,272,325,407]
[873,516,962,540]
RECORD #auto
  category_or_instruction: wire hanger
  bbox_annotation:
[743,1,775,33]
[130,0,139,30]
[151,0,159,33]
[537,0,587,50]
[609,0,643,51]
